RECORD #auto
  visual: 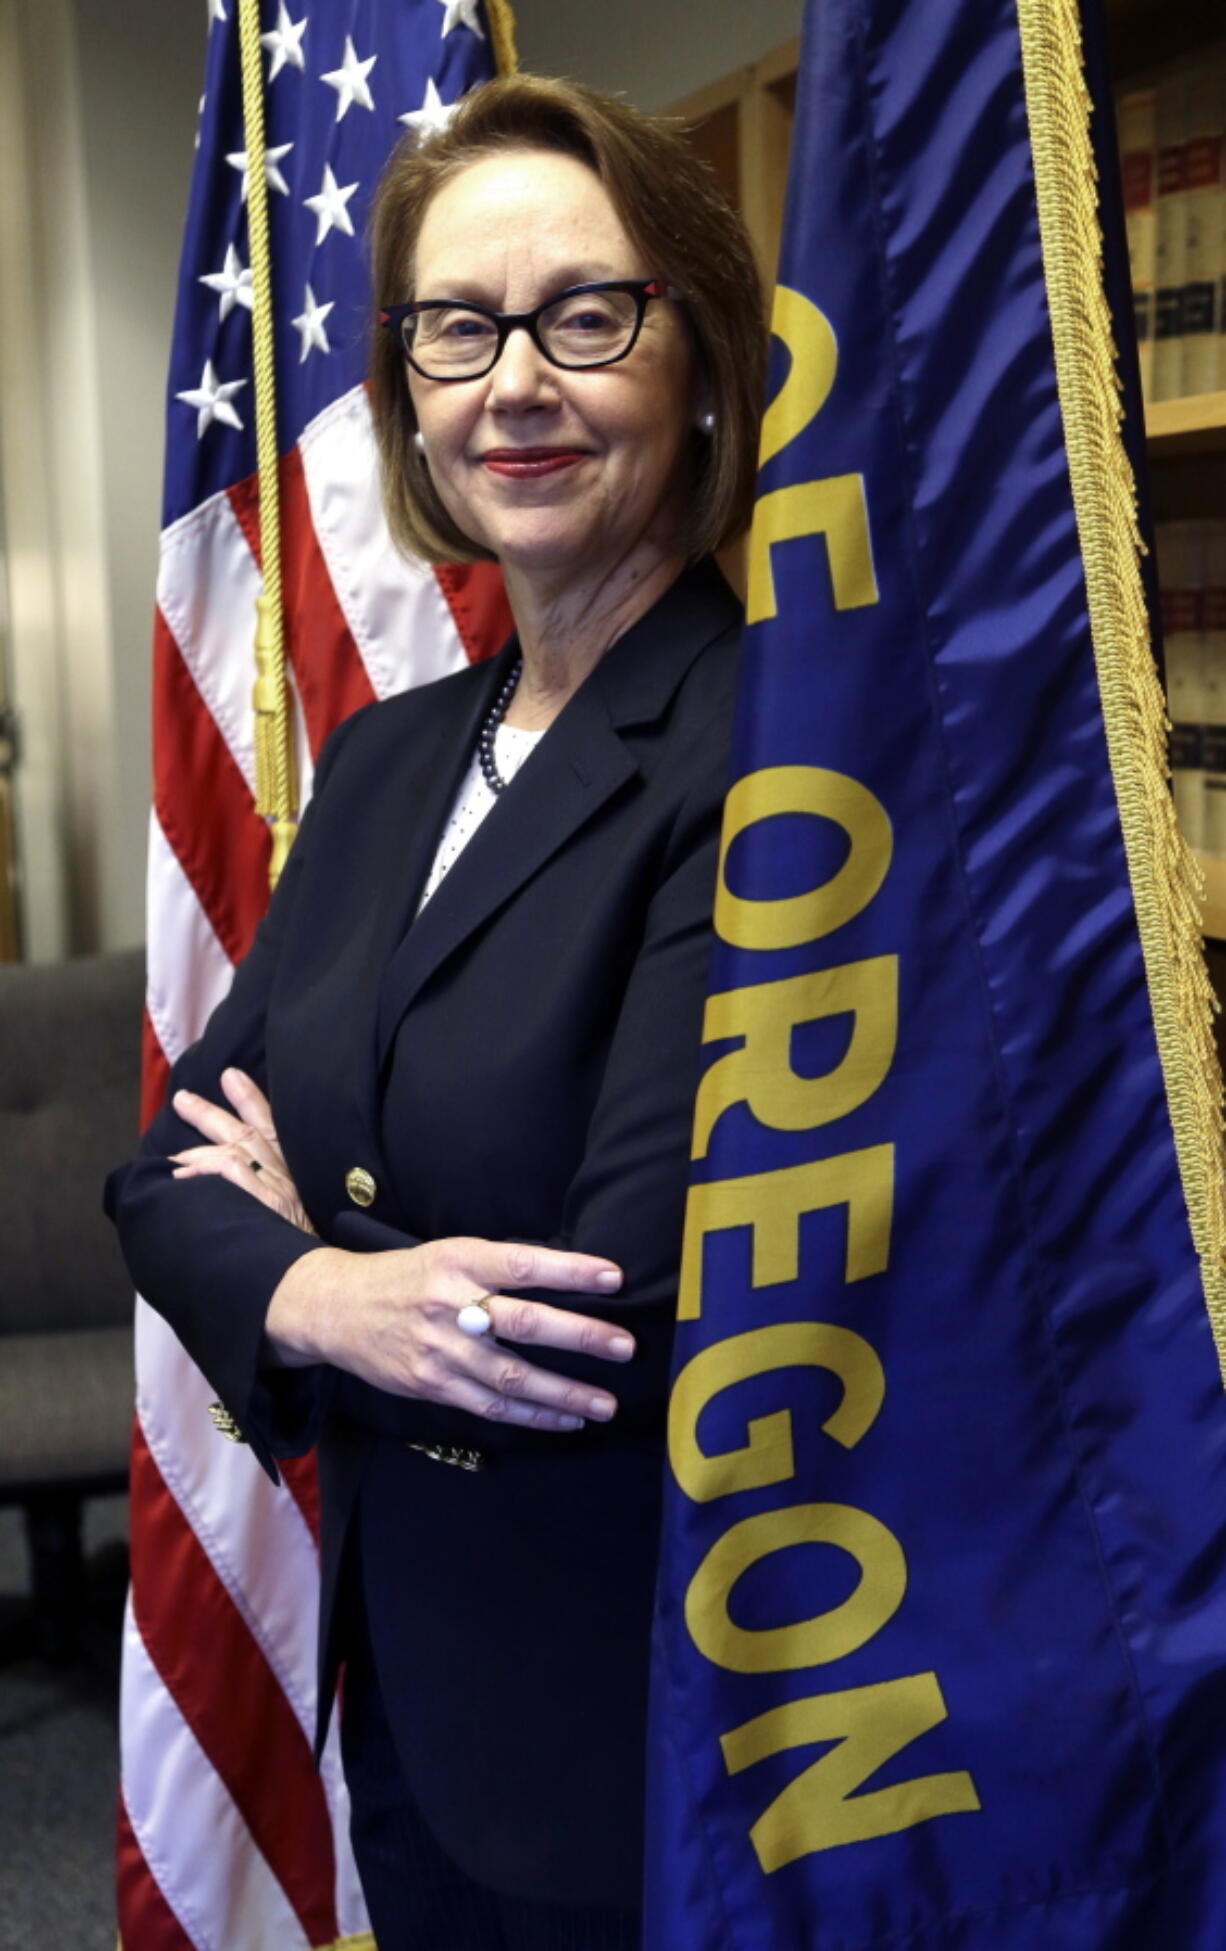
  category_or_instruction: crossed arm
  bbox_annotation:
[169,1066,637,1435]
[113,690,726,1466]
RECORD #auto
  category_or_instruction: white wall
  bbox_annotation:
[71,0,203,951]
[0,0,200,957]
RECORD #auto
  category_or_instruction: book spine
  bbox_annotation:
[1216,55,1226,394]
[1119,89,1158,402]
[1180,64,1226,398]
[1154,72,1190,401]
[1203,524,1226,861]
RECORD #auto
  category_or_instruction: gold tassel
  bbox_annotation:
[1015,0,1226,1375]
[237,0,299,888]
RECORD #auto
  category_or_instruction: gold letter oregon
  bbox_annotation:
[673,284,980,1867]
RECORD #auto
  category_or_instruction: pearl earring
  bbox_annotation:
[697,409,716,436]
[414,429,426,455]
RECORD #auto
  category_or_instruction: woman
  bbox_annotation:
[108,74,766,1950]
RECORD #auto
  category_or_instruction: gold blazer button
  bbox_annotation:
[345,1165,377,1208]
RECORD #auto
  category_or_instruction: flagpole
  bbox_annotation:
[485,0,519,76]
[236,0,298,889]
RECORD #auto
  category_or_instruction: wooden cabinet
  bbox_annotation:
[670,40,798,297]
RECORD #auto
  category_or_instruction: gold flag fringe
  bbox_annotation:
[1015,0,1226,1375]
[237,0,298,887]
[485,0,519,77]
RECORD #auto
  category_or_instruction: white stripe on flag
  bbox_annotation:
[156,489,265,792]
[120,1592,313,1951]
[290,663,317,810]
[145,810,235,1061]
[322,1721,369,1941]
[299,386,468,702]
[135,1298,323,1742]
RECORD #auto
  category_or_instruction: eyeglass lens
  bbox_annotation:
[406,287,642,377]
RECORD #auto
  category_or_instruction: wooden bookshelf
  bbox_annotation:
[1146,392,1226,458]
[1105,0,1221,85]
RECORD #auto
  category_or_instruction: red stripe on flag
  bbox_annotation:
[153,610,270,965]
[280,1453,322,1548]
[117,1790,199,1951]
[228,460,377,760]
[436,561,513,664]
[141,1006,324,1568]
[129,1425,340,1947]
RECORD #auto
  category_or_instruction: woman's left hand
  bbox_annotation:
[169,1069,317,1236]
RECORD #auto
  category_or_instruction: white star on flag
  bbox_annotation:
[321,35,378,119]
[399,77,459,140]
[226,142,294,201]
[261,2,307,81]
[438,0,485,38]
[195,94,206,151]
[175,359,247,438]
[199,243,253,321]
[305,162,359,244]
[208,0,226,23]
[292,285,336,363]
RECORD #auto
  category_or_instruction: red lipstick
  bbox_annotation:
[481,448,587,477]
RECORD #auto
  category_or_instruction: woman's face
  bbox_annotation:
[407,149,697,585]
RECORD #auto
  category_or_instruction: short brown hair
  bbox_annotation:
[368,73,767,565]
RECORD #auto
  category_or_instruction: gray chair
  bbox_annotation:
[0,947,144,1658]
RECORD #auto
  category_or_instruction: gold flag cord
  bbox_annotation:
[1015,0,1226,1375]
[236,0,298,887]
[231,0,519,891]
[484,0,519,76]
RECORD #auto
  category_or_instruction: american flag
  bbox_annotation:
[123,4,512,1944]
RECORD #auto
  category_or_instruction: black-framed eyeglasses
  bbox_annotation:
[379,278,682,381]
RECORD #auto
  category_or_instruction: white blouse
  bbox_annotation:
[416,721,545,914]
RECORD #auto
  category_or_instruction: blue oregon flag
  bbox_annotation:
[646,0,1226,1944]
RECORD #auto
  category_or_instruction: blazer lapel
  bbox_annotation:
[343,646,511,1155]
[373,558,741,1071]
[375,678,636,1066]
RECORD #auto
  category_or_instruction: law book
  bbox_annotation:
[1202,524,1226,862]
[1153,71,1190,401]
[1159,520,1208,852]
[1180,61,1226,398]
[1118,87,1157,402]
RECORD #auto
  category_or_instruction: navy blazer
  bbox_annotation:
[107,559,742,1907]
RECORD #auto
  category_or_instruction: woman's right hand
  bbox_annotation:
[264,1237,635,1433]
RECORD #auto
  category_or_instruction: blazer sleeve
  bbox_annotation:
[105,711,376,1483]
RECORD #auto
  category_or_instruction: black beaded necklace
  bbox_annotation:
[477,656,524,796]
